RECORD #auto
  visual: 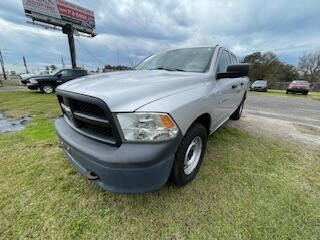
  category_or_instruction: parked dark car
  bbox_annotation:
[286,80,310,95]
[250,80,268,92]
[27,69,87,93]
[20,70,53,85]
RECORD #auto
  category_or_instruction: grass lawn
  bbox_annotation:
[250,89,320,102]
[0,91,320,239]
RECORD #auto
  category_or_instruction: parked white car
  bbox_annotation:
[20,70,57,85]
[55,46,250,193]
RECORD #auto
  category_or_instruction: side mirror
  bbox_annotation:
[216,64,251,79]
[57,73,62,78]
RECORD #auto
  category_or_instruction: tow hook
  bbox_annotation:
[86,171,99,180]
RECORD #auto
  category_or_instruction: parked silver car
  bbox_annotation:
[55,46,250,193]
[250,80,268,92]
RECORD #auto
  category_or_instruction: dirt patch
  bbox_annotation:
[0,86,26,92]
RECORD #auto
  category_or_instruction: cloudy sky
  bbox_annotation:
[0,0,319,72]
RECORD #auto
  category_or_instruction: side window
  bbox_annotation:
[217,50,231,73]
[231,54,238,64]
[60,70,74,77]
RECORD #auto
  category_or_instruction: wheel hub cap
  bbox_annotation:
[184,136,202,175]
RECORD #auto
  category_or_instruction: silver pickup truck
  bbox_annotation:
[55,46,250,193]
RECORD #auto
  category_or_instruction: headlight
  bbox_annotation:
[29,78,38,84]
[117,112,179,142]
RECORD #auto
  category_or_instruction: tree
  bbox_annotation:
[45,66,50,71]
[50,65,57,71]
[298,50,320,82]
[243,51,298,82]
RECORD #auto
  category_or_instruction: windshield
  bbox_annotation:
[39,71,50,75]
[253,80,267,85]
[135,47,214,73]
[292,80,308,84]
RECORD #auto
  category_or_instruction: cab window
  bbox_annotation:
[231,54,238,64]
[217,50,231,73]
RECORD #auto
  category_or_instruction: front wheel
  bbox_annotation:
[171,123,207,186]
[41,84,54,94]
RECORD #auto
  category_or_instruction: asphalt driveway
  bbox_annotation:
[227,94,320,149]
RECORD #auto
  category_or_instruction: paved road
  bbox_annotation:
[245,95,320,127]
[227,94,320,149]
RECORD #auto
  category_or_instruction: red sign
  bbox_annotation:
[57,0,95,29]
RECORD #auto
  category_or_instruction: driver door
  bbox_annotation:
[57,70,74,84]
[213,49,235,122]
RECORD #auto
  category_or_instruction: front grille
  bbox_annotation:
[72,99,105,116]
[56,91,121,146]
[79,121,113,137]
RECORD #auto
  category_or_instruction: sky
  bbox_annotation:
[0,0,319,73]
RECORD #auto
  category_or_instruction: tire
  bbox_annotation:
[171,123,207,186]
[286,90,288,94]
[303,92,308,95]
[230,98,244,120]
[41,84,54,94]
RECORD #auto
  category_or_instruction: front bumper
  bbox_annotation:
[287,88,309,93]
[250,87,267,92]
[27,83,39,90]
[55,116,182,193]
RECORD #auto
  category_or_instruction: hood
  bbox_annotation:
[26,74,52,80]
[34,75,57,81]
[58,70,206,112]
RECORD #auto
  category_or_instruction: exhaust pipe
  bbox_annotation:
[86,171,99,180]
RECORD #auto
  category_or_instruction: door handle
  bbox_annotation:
[232,84,238,89]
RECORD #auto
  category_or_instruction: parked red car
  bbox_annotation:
[286,80,310,95]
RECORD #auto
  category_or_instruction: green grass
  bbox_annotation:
[250,89,320,101]
[0,91,320,239]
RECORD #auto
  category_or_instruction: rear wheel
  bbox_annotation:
[286,90,288,94]
[41,84,54,94]
[171,123,207,186]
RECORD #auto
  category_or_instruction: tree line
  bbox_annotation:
[243,50,320,82]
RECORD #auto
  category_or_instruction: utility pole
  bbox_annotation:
[23,56,29,73]
[61,54,65,68]
[0,50,7,81]
[62,24,77,69]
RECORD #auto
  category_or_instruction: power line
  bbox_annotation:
[75,38,105,66]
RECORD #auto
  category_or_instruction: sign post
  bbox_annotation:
[62,24,76,68]
[23,56,29,73]
[0,51,7,81]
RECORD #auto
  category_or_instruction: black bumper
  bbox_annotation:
[287,88,308,93]
[250,87,267,92]
[55,116,182,193]
[27,83,39,90]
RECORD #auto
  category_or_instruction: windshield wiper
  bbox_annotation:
[154,67,185,72]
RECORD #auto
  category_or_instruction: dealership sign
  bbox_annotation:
[57,0,95,29]
[22,0,61,19]
[22,0,95,31]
